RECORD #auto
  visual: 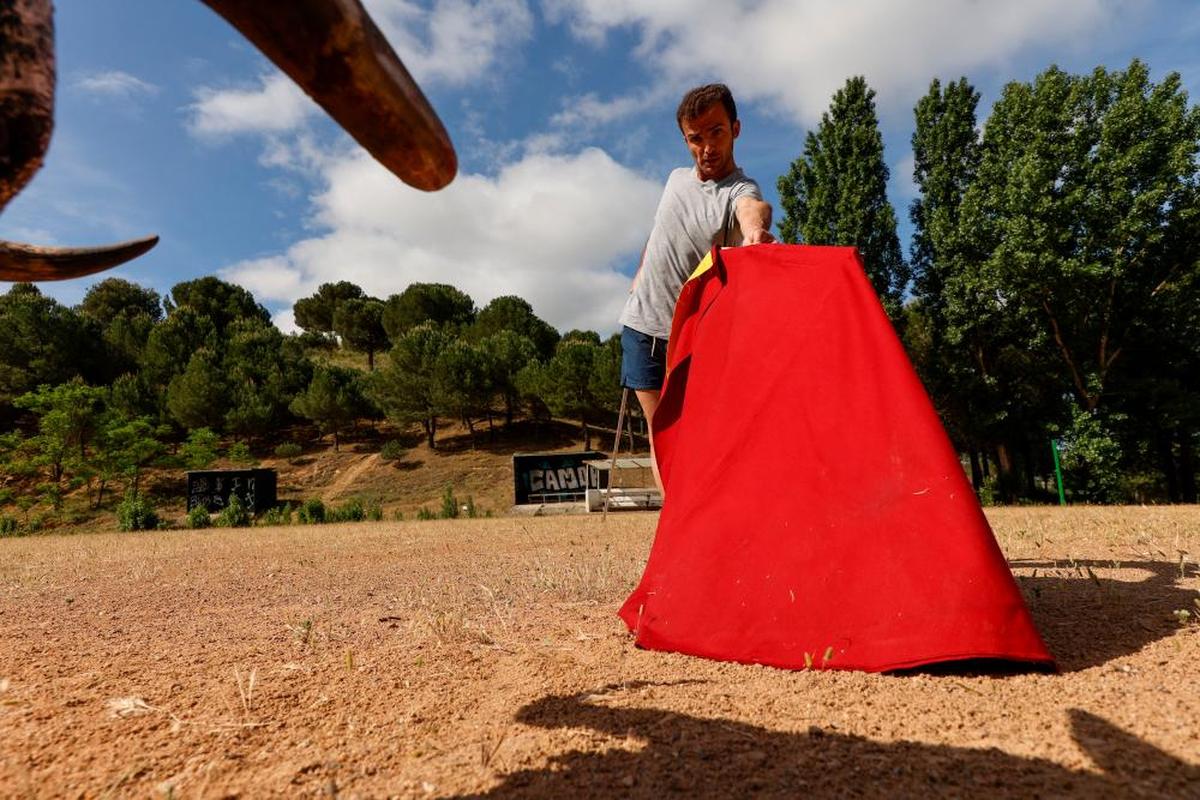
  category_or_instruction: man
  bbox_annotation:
[619,83,774,494]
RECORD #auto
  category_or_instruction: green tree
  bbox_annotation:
[589,333,624,419]
[12,380,106,508]
[221,319,313,439]
[290,366,360,451]
[79,278,164,374]
[777,76,909,321]
[560,329,602,346]
[956,61,1200,497]
[0,284,106,407]
[469,295,559,360]
[434,339,494,445]
[371,323,455,448]
[480,331,537,425]
[906,77,1004,489]
[166,350,229,431]
[166,276,270,333]
[293,281,364,334]
[333,297,389,370]
[91,416,162,506]
[1115,242,1200,502]
[106,373,160,422]
[79,277,162,323]
[180,427,221,470]
[965,61,1200,413]
[536,338,602,449]
[909,78,981,329]
[140,306,219,390]
[381,283,475,340]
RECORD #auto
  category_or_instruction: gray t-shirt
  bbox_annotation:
[619,166,763,339]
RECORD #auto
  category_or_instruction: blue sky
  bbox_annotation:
[4,0,1199,334]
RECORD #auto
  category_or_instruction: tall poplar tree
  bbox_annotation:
[777,76,909,320]
[906,77,1002,488]
[909,78,980,326]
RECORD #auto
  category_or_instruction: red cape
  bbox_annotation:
[618,245,1053,672]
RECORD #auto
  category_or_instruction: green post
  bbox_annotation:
[1050,439,1066,506]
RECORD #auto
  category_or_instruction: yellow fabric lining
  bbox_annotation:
[687,251,715,281]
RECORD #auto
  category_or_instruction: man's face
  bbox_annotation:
[681,102,741,182]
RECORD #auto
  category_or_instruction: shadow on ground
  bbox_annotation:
[434,419,607,456]
[1013,559,1197,672]
[457,683,1197,798]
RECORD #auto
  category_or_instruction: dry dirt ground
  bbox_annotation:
[1,506,1198,798]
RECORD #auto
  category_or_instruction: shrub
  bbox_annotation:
[258,503,293,526]
[187,506,211,529]
[416,507,436,520]
[117,490,159,532]
[215,494,252,528]
[366,497,383,521]
[380,440,406,462]
[976,478,999,507]
[226,441,258,466]
[330,497,365,523]
[274,442,303,459]
[0,515,18,536]
[181,428,220,470]
[1058,407,1125,503]
[464,496,477,519]
[297,498,326,525]
[440,485,460,519]
[391,508,405,522]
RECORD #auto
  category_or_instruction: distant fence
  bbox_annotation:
[186,469,278,513]
[512,451,607,505]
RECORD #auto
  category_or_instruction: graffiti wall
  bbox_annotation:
[512,451,608,504]
[186,469,278,513]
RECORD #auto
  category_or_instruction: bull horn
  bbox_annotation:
[0,235,159,281]
[201,0,457,191]
[0,0,55,212]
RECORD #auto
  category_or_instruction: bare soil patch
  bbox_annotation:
[1,507,1197,797]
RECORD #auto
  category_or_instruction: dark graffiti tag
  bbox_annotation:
[512,452,607,504]
[186,469,277,513]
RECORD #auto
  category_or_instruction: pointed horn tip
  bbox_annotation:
[0,234,161,282]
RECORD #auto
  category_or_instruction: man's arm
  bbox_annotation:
[735,196,775,245]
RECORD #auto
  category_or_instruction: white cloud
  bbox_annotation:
[551,86,671,128]
[272,308,301,335]
[364,0,534,85]
[187,73,319,137]
[542,0,1141,124]
[74,70,159,97]
[221,147,661,334]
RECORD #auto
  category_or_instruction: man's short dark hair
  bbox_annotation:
[676,84,737,130]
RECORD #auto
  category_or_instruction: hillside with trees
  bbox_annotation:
[2,59,1198,535]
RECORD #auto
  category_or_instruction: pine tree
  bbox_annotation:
[370,323,455,448]
[166,350,228,431]
[289,367,359,451]
[293,281,364,335]
[333,298,389,370]
[777,76,909,320]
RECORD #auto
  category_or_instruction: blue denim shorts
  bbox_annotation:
[620,326,668,390]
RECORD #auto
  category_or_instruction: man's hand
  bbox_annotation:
[742,227,776,245]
